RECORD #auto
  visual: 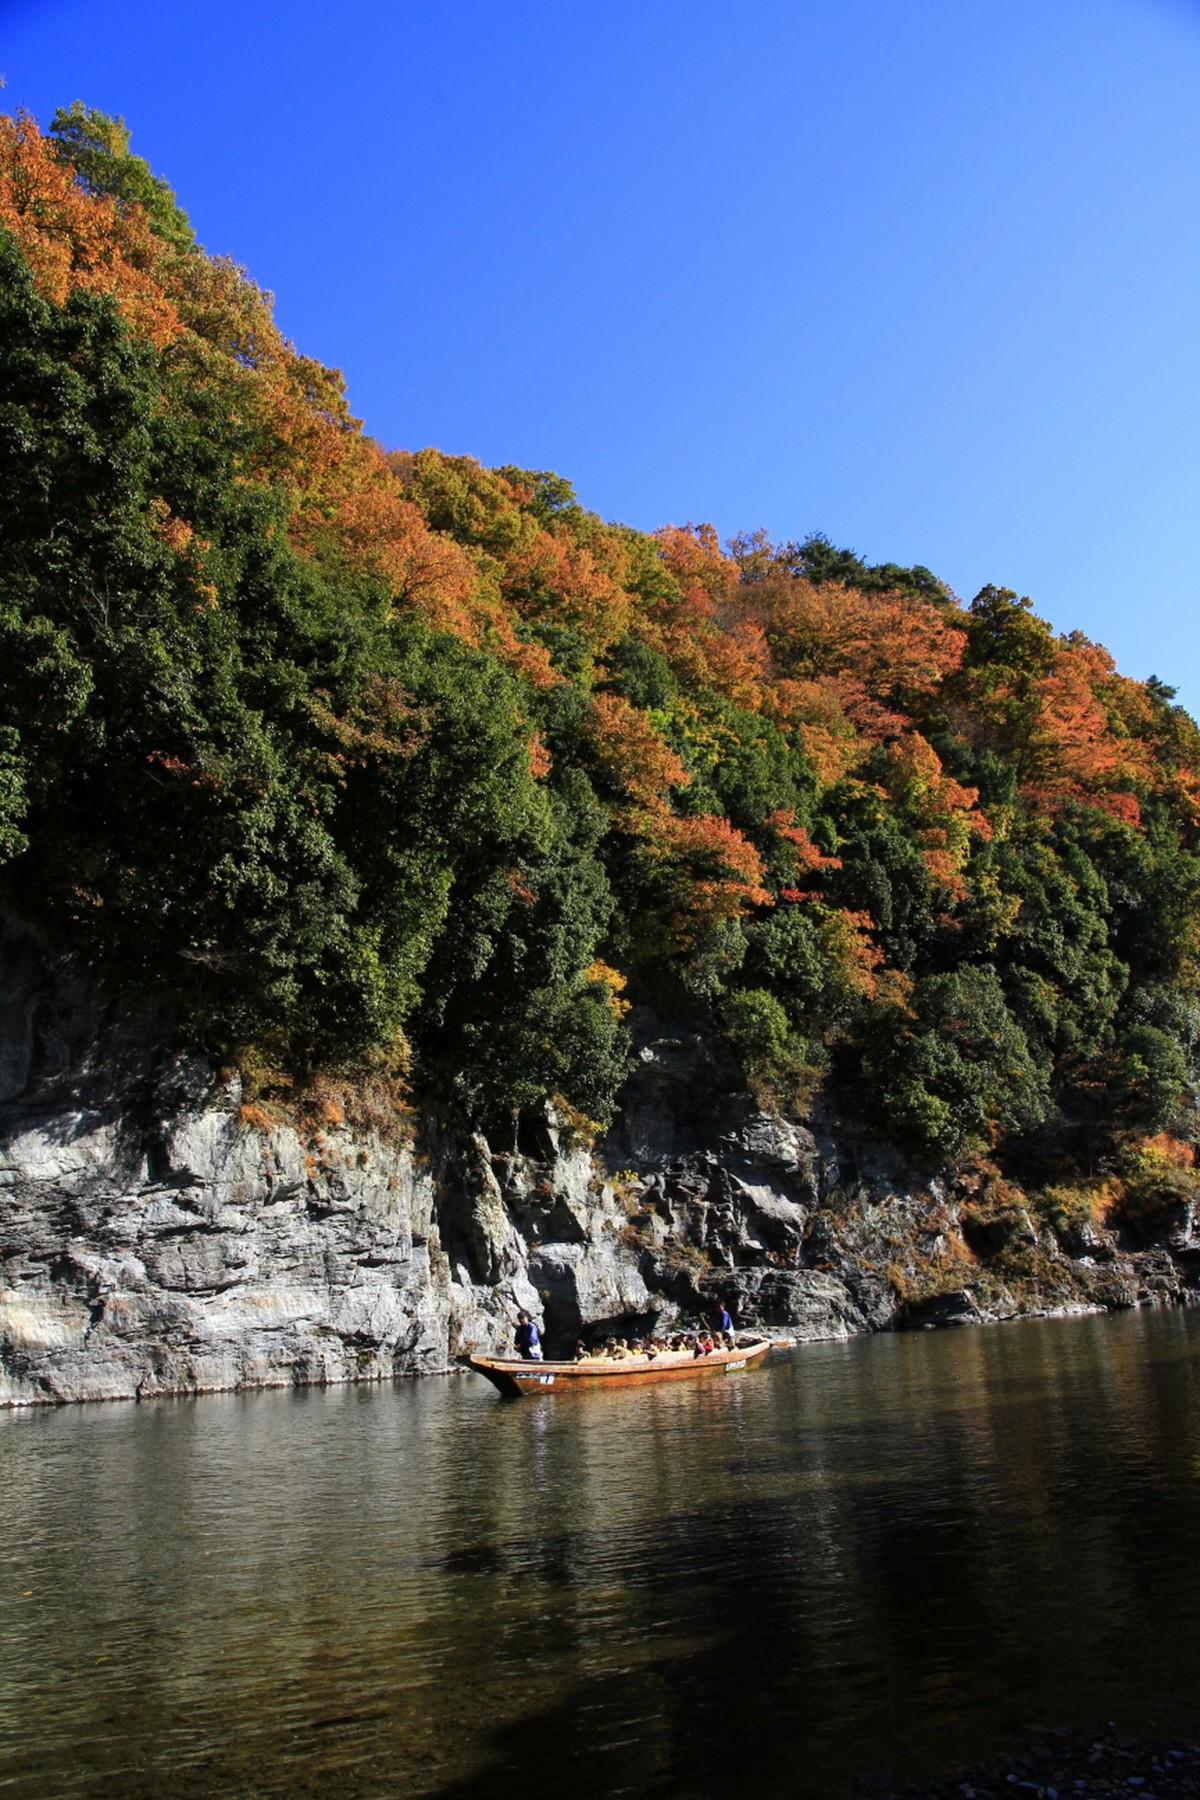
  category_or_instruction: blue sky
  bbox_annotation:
[3,0,1200,712]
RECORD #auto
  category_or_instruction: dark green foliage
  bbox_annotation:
[864,967,1051,1158]
[606,637,678,712]
[779,532,949,604]
[496,465,587,532]
[0,242,356,1052]
[687,702,813,840]
[818,778,940,972]
[721,984,817,1105]
[745,906,843,1024]
[1107,1022,1188,1130]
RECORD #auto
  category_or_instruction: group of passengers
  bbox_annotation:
[572,1327,738,1362]
[513,1304,739,1363]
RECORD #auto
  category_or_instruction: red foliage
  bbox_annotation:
[746,575,966,722]
[0,110,181,344]
[585,690,691,819]
[503,868,539,907]
[993,638,1156,823]
[650,811,771,942]
[766,807,841,899]
[882,733,991,897]
[644,525,769,706]
[767,809,843,872]
[502,531,632,650]
[527,732,553,781]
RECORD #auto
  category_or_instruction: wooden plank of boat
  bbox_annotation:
[466,1336,773,1398]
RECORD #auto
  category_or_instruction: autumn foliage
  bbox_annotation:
[3,103,1200,1169]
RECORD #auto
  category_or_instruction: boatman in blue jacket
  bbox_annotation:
[514,1310,544,1360]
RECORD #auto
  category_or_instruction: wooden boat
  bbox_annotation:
[467,1336,773,1398]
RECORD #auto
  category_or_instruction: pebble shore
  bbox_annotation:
[854,1723,1200,1799]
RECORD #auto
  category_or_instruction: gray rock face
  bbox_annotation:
[1,947,1197,1406]
[714,1268,894,1340]
[0,1070,452,1405]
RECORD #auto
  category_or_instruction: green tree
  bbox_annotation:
[49,102,195,252]
[863,966,1050,1158]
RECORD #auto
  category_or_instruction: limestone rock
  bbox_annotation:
[529,1241,654,1340]
[717,1268,891,1341]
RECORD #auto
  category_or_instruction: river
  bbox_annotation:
[2,1307,1199,1798]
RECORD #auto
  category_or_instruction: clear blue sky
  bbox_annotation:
[4,0,1200,712]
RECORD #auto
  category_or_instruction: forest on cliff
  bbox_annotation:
[2,106,1199,1225]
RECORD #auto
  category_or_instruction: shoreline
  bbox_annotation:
[3,1294,1197,1408]
[855,1722,1200,1800]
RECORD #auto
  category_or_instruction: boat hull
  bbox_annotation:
[466,1337,773,1398]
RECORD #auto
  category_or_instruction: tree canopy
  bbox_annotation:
[2,104,1199,1181]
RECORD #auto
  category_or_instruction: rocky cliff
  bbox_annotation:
[1,935,1197,1405]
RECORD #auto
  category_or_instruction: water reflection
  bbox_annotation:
[0,1308,1198,1797]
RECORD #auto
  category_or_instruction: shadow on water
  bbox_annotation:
[426,1348,1200,1796]
[1,1308,1199,1797]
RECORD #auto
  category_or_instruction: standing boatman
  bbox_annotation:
[514,1309,544,1361]
[712,1300,734,1337]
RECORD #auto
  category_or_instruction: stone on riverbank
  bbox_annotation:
[854,1720,1200,1800]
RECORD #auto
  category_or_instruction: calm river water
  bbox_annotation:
[2,1308,1200,1799]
